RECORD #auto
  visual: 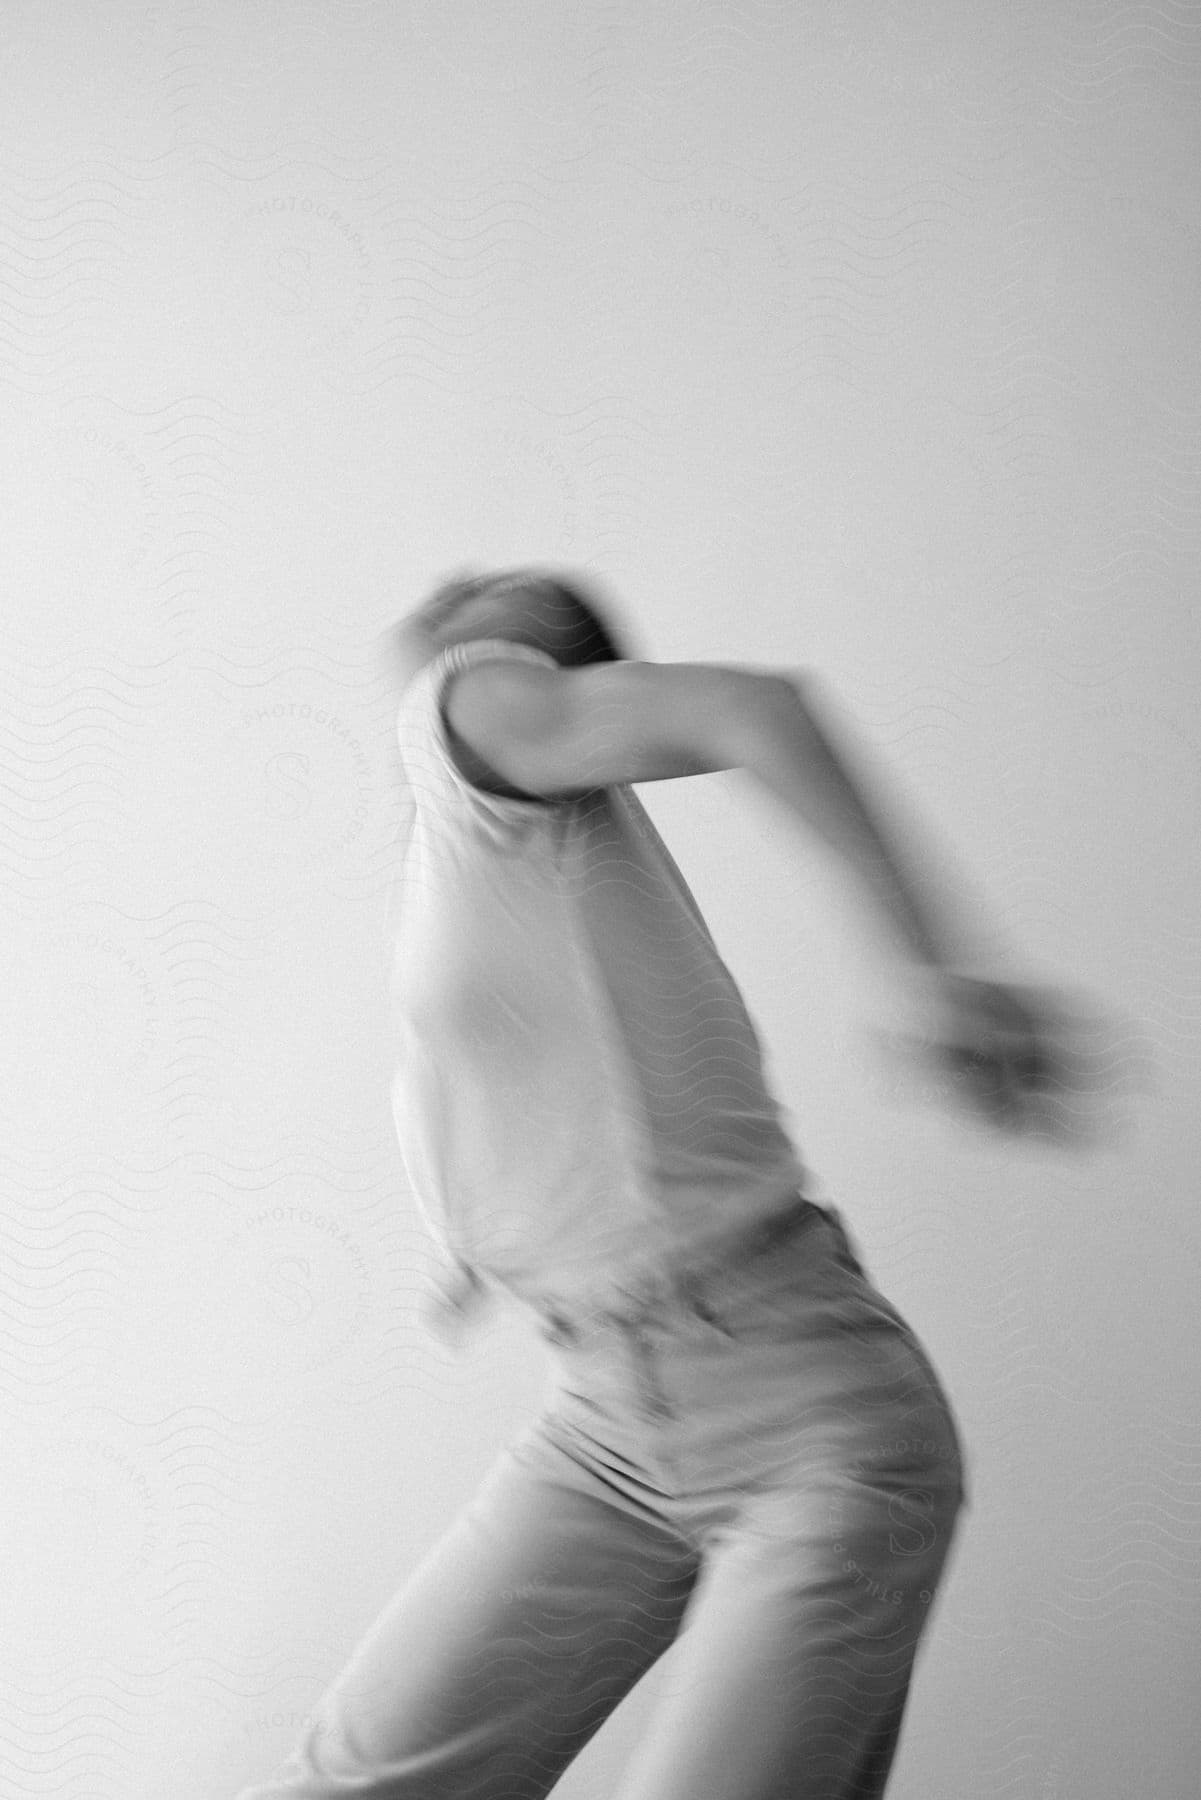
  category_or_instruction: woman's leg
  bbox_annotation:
[612,1459,964,1800]
[606,1213,970,1800]
[232,1419,701,1800]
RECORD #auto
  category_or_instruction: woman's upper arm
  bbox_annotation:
[443,657,791,797]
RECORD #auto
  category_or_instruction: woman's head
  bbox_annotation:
[412,565,638,668]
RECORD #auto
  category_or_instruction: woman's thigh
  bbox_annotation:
[688,1213,971,1511]
[232,1425,700,1800]
[614,1460,964,1800]
[606,1229,969,1799]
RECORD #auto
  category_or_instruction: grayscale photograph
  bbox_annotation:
[0,4,1192,1798]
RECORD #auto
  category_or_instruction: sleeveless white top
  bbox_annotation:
[388,636,813,1336]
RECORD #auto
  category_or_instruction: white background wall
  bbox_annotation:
[1,3,1197,1796]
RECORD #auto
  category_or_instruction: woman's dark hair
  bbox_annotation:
[416,565,632,668]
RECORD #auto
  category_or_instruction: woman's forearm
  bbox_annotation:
[740,673,1006,974]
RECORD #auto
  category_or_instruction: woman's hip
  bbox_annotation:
[532,1206,969,1508]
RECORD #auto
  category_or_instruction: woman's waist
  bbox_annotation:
[515,1190,847,1331]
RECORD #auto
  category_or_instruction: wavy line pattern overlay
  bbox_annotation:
[0,4,1196,1797]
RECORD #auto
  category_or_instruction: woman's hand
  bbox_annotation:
[925,972,1075,1129]
[870,965,1130,1146]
